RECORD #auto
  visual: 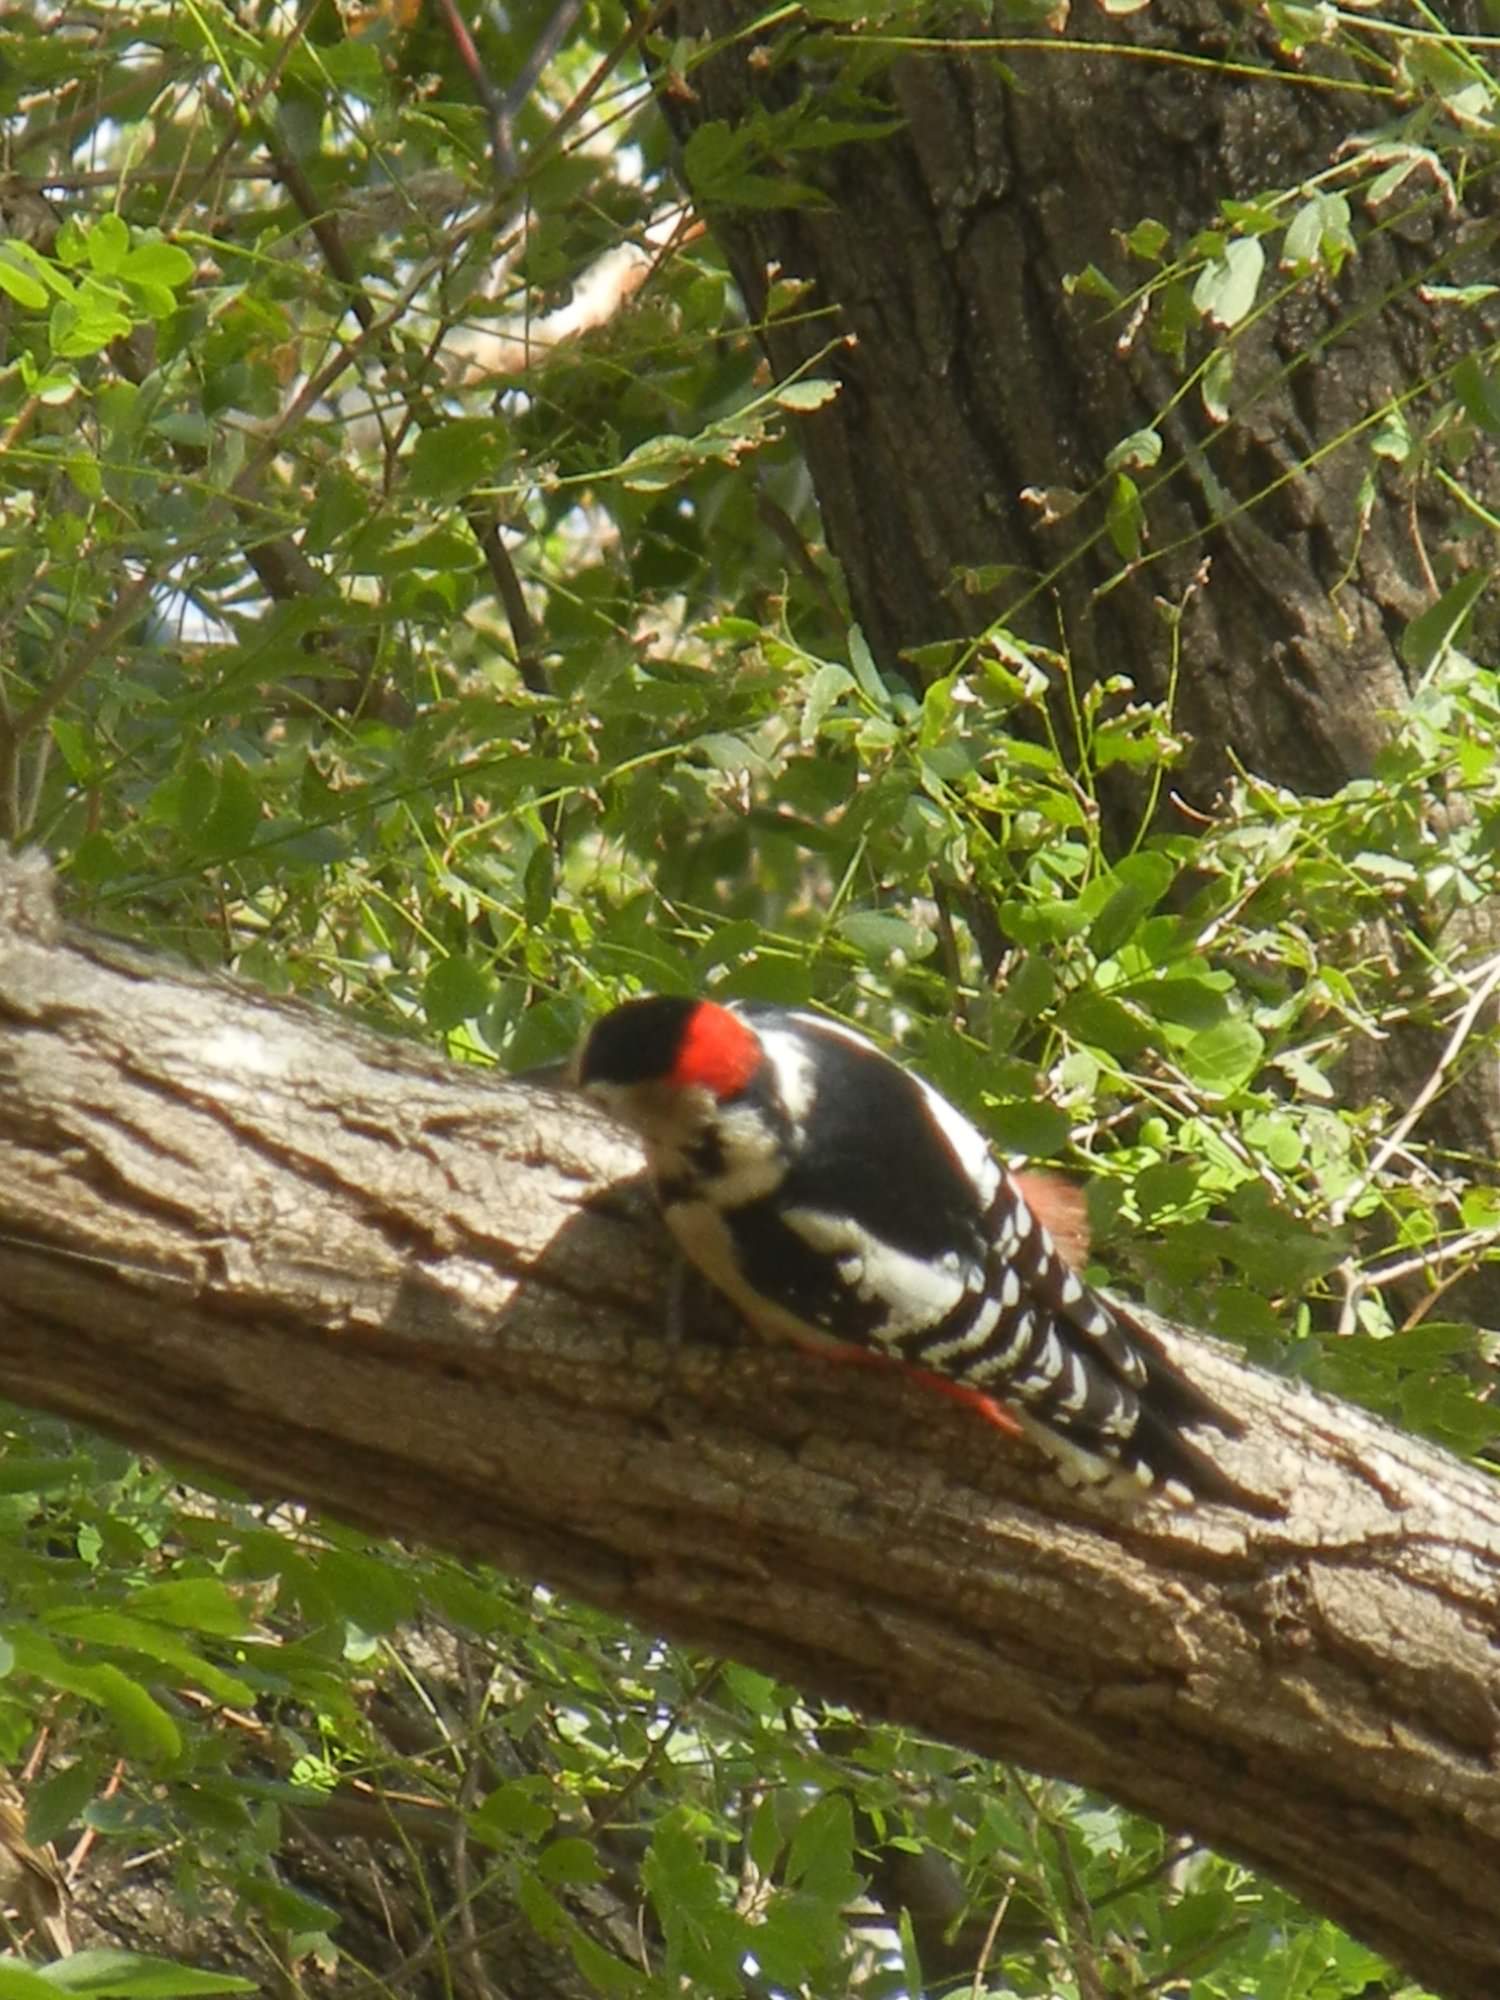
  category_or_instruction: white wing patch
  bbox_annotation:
[781,1205,970,1339]
[911,1074,1000,1203]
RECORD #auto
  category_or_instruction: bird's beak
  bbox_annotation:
[510,1055,577,1089]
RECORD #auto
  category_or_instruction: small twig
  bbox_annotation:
[166,0,323,242]
[1364,1225,1500,1293]
[1090,1835,1196,1913]
[1049,1822,1107,2000]
[494,0,586,177]
[8,571,154,746]
[435,0,517,187]
[0,395,43,458]
[450,1643,498,2000]
[1331,951,1500,1241]
[589,1660,724,1829]
[63,1757,124,1885]
[969,1877,1015,2000]
[466,508,546,694]
[2,574,154,838]
[257,121,375,334]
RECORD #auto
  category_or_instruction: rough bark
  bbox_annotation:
[668,0,1498,796]
[0,852,1497,1998]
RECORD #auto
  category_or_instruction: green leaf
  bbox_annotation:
[897,1905,924,2000]
[150,412,213,447]
[1400,571,1488,671]
[0,1454,95,1495]
[615,433,700,493]
[471,1779,556,1845]
[1106,472,1144,561]
[837,911,932,962]
[23,1761,98,1846]
[1242,1110,1305,1169]
[785,1794,859,1903]
[407,417,510,501]
[8,1631,180,1762]
[126,1579,249,1638]
[0,1965,58,1998]
[774,379,839,411]
[999,955,1056,1019]
[1178,1016,1265,1092]
[66,453,103,500]
[1202,346,1234,422]
[1066,263,1122,305]
[1088,852,1175,956]
[235,1874,337,1938]
[1124,217,1170,261]
[0,245,49,309]
[1104,428,1162,473]
[1192,236,1265,328]
[26,1951,256,1997]
[196,758,260,858]
[1135,1160,1203,1221]
[41,1609,253,1705]
[537,1836,604,1885]
[1057,992,1153,1057]
[985,1101,1072,1156]
[49,283,133,357]
[801,662,855,741]
[1129,975,1231,1030]
[1461,1186,1500,1229]
[1452,353,1500,434]
[85,214,129,275]
[315,1548,419,1634]
[118,241,194,290]
[423,955,495,1030]
[846,626,891,709]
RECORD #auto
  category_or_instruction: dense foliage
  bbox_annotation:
[0,0,1495,1992]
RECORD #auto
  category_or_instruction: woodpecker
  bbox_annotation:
[572,995,1241,1500]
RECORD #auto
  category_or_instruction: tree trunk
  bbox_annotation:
[1,852,1498,1999]
[655,0,1500,1307]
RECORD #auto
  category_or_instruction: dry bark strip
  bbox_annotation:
[0,852,1497,1997]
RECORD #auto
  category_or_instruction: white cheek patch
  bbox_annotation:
[703,1099,790,1204]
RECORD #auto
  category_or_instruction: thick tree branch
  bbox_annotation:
[0,853,1497,1999]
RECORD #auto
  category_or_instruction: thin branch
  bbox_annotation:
[494,0,586,176]
[589,1661,725,1830]
[969,1880,1014,2000]
[435,0,518,187]
[1340,951,1500,1222]
[465,508,547,694]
